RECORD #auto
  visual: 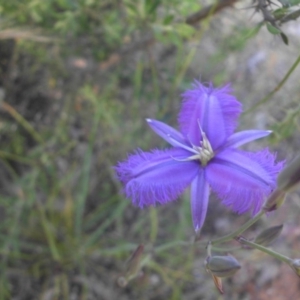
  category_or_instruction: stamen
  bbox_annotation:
[170,155,199,162]
[169,122,214,166]
[167,134,198,154]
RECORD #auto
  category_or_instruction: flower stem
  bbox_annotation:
[155,240,191,253]
[210,210,264,246]
[236,236,292,265]
[244,51,300,115]
[211,245,242,252]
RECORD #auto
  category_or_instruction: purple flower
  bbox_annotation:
[115,81,284,232]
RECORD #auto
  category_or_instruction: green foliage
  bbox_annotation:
[0,0,200,60]
[0,0,300,299]
[225,24,263,52]
[278,0,300,7]
[266,23,281,35]
[270,105,300,144]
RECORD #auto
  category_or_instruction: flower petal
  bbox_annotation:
[190,169,209,232]
[146,119,190,149]
[221,130,272,150]
[115,148,199,207]
[179,81,242,149]
[205,148,284,215]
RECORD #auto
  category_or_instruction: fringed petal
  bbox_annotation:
[115,148,199,207]
[190,170,209,232]
[222,130,272,150]
[205,148,284,215]
[146,119,189,149]
[179,81,242,149]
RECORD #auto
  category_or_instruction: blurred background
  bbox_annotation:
[0,0,300,299]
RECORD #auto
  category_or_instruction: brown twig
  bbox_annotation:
[186,0,240,25]
[0,28,55,42]
[256,0,277,25]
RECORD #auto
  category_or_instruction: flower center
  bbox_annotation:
[166,122,214,166]
[188,129,214,166]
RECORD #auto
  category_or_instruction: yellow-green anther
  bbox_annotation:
[254,224,283,246]
[277,154,300,193]
[205,255,241,278]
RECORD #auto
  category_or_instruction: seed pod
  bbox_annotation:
[254,224,283,246]
[205,255,241,278]
[289,259,300,277]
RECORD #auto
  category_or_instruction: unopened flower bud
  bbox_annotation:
[118,244,144,287]
[277,154,300,193]
[289,259,300,277]
[205,255,241,278]
[264,189,286,212]
[254,224,283,246]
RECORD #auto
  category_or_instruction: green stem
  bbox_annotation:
[37,201,61,261]
[207,241,212,256]
[1,101,43,143]
[244,51,300,115]
[210,210,264,246]
[211,245,242,253]
[237,236,291,264]
[0,150,33,165]
[155,240,191,253]
[149,207,158,243]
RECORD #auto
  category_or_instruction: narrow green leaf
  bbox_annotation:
[280,32,289,45]
[266,23,281,35]
[281,9,300,23]
[273,8,288,19]
[146,0,160,15]
[163,14,174,25]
